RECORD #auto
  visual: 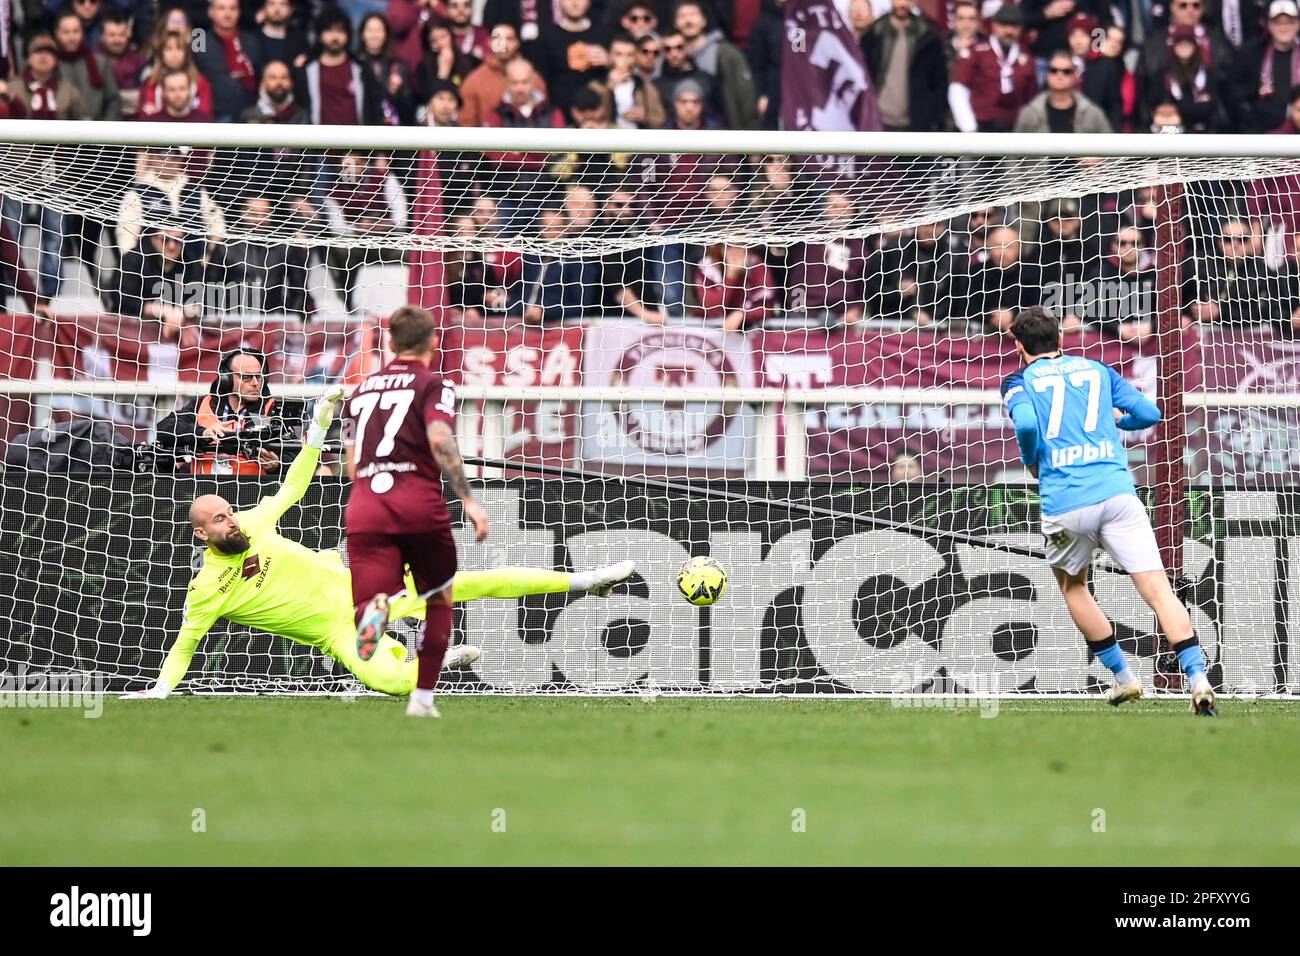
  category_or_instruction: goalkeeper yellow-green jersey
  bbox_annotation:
[158,445,357,689]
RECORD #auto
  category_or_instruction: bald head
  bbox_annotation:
[190,494,250,554]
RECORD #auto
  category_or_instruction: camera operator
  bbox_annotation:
[155,347,304,475]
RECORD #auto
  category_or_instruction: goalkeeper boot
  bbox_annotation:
[355,593,390,663]
[586,560,637,597]
[1191,678,1218,717]
[444,644,481,671]
[1107,680,1143,707]
[405,695,442,718]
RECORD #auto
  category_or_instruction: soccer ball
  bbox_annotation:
[676,556,727,607]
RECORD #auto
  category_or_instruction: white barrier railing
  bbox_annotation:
[0,379,1295,480]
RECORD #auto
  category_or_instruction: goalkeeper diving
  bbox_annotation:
[123,386,634,698]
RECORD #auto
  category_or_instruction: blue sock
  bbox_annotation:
[1088,635,1135,685]
[1172,636,1206,683]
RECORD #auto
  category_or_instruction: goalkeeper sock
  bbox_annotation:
[416,602,452,690]
[1086,633,1135,686]
[451,567,570,601]
[1171,635,1207,684]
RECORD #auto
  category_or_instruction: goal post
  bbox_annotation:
[1,122,1298,697]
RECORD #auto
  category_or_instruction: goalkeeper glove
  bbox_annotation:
[306,385,347,450]
[119,684,170,700]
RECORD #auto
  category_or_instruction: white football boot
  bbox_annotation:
[586,560,636,597]
[1107,680,1143,707]
[1190,677,1218,717]
[444,644,481,671]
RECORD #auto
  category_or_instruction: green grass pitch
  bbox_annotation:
[2,696,1298,865]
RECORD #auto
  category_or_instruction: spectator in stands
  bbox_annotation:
[787,190,867,326]
[204,194,314,319]
[110,227,199,336]
[97,11,145,118]
[694,242,775,330]
[1274,231,1300,335]
[590,32,666,127]
[514,207,595,322]
[358,12,416,125]
[484,58,567,232]
[864,0,949,132]
[0,214,53,319]
[1149,23,1229,131]
[748,0,785,129]
[413,15,478,102]
[252,0,308,70]
[1238,1,1300,132]
[643,79,728,316]
[848,0,875,48]
[458,22,546,128]
[890,446,924,482]
[945,0,985,75]
[152,67,214,121]
[1084,225,1158,343]
[551,85,639,192]
[115,147,225,264]
[1023,0,1111,61]
[948,4,1038,132]
[424,80,477,213]
[136,24,214,121]
[1189,217,1275,323]
[322,151,408,310]
[0,76,26,119]
[445,214,488,325]
[675,0,757,129]
[194,0,261,123]
[595,187,664,322]
[1100,24,1139,130]
[620,0,659,38]
[1150,96,1186,131]
[950,223,1040,331]
[1139,0,1231,112]
[906,219,957,325]
[533,0,611,112]
[68,0,106,47]
[386,0,446,71]
[303,7,385,125]
[656,29,721,124]
[240,59,307,123]
[12,33,81,303]
[634,32,664,85]
[1034,197,1091,291]
[1014,51,1113,132]
[1066,13,1126,130]
[445,0,491,61]
[749,152,818,235]
[52,8,120,120]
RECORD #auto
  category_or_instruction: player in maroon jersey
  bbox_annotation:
[344,305,489,718]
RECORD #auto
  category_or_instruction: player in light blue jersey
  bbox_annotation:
[1001,307,1216,715]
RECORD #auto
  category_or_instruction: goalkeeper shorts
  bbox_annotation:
[1041,493,1165,576]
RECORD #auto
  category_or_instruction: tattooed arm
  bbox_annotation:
[427,419,489,542]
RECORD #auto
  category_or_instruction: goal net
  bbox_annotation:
[0,121,1297,697]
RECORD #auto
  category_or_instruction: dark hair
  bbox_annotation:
[314,5,352,44]
[623,0,655,14]
[389,305,437,355]
[610,30,638,47]
[672,0,709,24]
[1010,306,1061,355]
[357,13,391,55]
[102,10,131,27]
[571,84,604,112]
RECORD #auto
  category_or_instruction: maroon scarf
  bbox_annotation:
[1261,44,1300,97]
[22,67,61,119]
[218,30,257,94]
[57,42,103,89]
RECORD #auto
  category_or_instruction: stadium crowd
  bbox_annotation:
[0,0,1298,337]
